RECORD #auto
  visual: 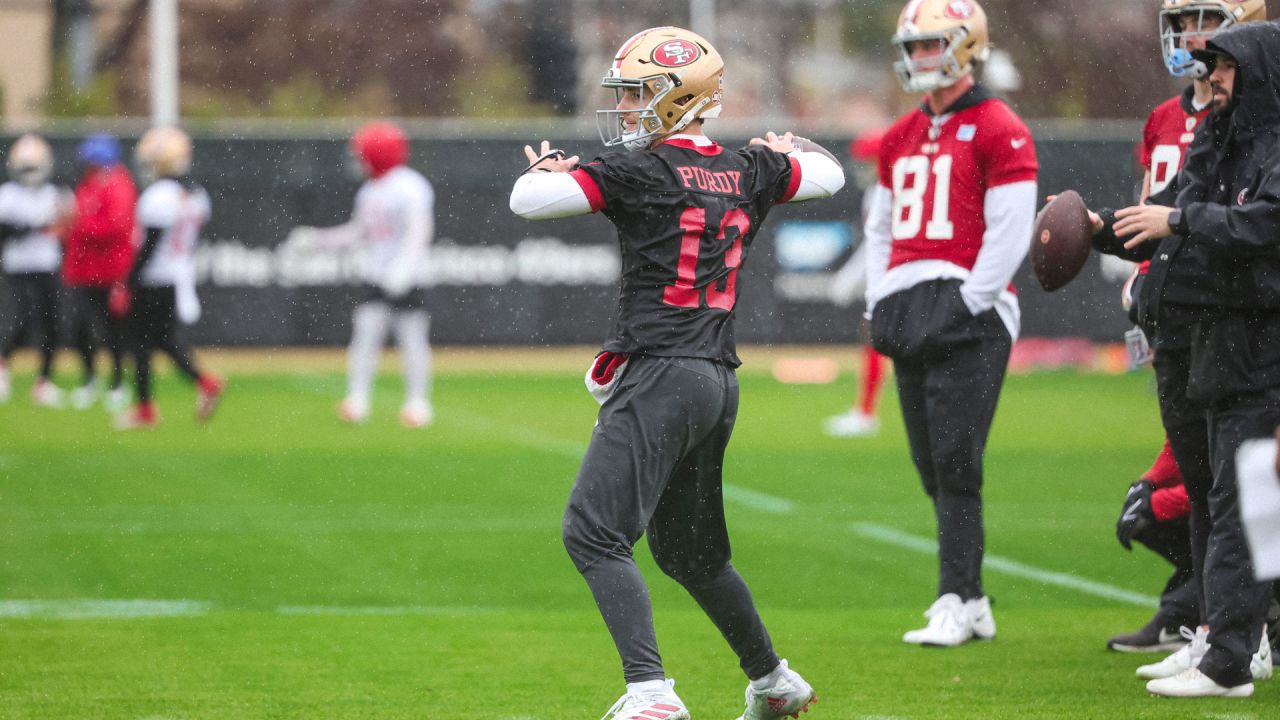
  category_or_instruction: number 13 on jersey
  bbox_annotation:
[891,154,955,241]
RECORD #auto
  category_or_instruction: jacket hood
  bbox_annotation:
[1204,21,1280,136]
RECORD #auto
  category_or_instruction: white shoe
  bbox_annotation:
[1253,627,1273,681]
[0,364,10,403]
[601,679,689,720]
[69,380,99,410]
[338,397,369,424]
[399,399,433,428]
[104,385,130,413]
[903,593,973,647]
[737,659,816,720]
[31,379,65,408]
[1146,667,1253,698]
[966,596,997,640]
[1137,626,1208,679]
[823,409,879,438]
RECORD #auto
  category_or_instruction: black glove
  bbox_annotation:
[1116,479,1156,550]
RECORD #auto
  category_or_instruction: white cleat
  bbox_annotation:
[600,679,689,720]
[904,593,973,647]
[823,409,879,438]
[399,399,433,428]
[1146,667,1253,698]
[737,659,816,720]
[0,364,10,403]
[966,596,997,640]
[104,385,131,413]
[30,379,65,408]
[338,397,369,424]
[1252,627,1273,681]
[1137,626,1207,680]
[69,380,99,410]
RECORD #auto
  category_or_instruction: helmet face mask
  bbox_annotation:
[7,135,53,187]
[1159,1,1267,79]
[891,0,990,94]
[595,27,723,151]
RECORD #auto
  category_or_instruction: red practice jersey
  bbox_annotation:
[1137,87,1210,275]
[878,87,1037,272]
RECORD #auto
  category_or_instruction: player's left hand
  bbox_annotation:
[1114,204,1175,249]
[1115,479,1156,550]
[750,131,799,154]
[522,140,579,174]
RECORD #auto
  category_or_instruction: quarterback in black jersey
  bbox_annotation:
[510,25,843,720]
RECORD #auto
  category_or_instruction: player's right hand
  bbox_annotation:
[522,140,579,174]
[1046,194,1103,235]
[1115,479,1156,550]
[107,281,132,318]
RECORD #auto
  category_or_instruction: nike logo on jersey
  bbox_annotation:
[1010,138,1028,149]
[676,166,743,195]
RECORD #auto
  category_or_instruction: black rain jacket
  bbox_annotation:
[1094,21,1280,405]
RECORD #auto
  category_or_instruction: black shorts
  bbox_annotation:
[359,284,428,310]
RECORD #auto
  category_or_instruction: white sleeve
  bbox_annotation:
[862,184,893,315]
[510,172,594,219]
[960,180,1037,314]
[138,184,180,229]
[786,151,845,202]
[382,180,433,296]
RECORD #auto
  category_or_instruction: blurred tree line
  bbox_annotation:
[45,0,1280,121]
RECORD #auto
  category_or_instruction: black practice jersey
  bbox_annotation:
[570,138,799,367]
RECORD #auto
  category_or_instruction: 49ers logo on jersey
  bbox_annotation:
[652,39,702,68]
[945,0,975,19]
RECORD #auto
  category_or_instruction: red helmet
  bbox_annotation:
[351,121,409,178]
[849,128,886,163]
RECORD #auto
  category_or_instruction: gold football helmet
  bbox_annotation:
[136,126,193,180]
[596,26,724,151]
[7,134,53,187]
[1160,0,1266,78]
[891,0,990,93]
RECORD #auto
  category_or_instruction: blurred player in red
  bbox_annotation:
[865,0,1037,647]
[63,134,136,412]
[510,25,843,720]
[0,135,73,407]
[827,129,889,438]
[287,122,435,427]
[115,127,223,429]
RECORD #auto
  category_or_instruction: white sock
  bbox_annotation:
[347,302,391,404]
[626,679,671,697]
[393,310,431,407]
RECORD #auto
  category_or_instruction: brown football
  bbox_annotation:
[1030,190,1093,292]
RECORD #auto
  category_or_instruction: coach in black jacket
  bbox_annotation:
[1093,20,1280,697]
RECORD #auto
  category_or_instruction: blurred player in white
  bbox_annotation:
[0,134,73,407]
[289,122,434,427]
[116,127,224,429]
[866,0,1037,647]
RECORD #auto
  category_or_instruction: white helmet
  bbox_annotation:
[136,126,193,180]
[7,134,53,187]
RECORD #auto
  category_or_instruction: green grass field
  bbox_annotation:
[0,351,1273,719]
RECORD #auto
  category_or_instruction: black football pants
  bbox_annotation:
[562,355,779,684]
[1197,384,1280,687]
[0,272,59,379]
[130,286,201,403]
[894,329,1011,601]
[1153,348,1214,624]
[67,286,125,388]
[1135,517,1200,630]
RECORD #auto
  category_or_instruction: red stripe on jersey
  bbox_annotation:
[660,137,724,156]
[778,155,802,203]
[570,168,606,212]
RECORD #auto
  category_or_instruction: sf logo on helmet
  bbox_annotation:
[946,0,975,19]
[652,39,702,68]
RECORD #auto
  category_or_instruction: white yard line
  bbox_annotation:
[0,599,211,619]
[851,522,1160,607]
